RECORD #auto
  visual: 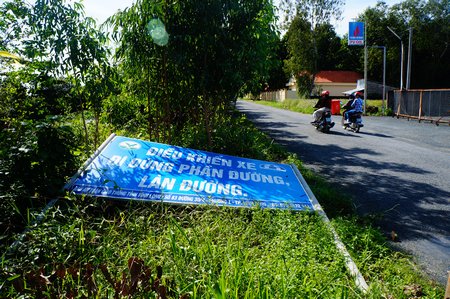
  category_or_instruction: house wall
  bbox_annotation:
[314,83,357,98]
[259,89,287,101]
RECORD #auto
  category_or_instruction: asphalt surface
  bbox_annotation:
[237,100,450,285]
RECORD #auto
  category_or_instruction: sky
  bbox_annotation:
[82,0,403,37]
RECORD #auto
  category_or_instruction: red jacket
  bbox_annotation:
[314,96,331,109]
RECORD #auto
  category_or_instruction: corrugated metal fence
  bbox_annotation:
[389,89,450,125]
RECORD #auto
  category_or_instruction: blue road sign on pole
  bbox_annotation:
[348,22,365,46]
[65,134,314,211]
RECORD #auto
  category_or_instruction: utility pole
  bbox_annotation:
[406,27,413,89]
[382,46,386,113]
[387,26,404,90]
[369,46,387,114]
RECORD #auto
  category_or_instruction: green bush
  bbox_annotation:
[101,94,147,135]
[174,113,287,162]
[0,117,80,250]
[0,71,77,121]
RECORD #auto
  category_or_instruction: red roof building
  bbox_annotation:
[286,70,363,97]
[315,71,362,84]
[314,71,363,97]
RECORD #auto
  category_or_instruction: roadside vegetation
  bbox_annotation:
[1,111,444,298]
[0,0,446,297]
[245,98,390,116]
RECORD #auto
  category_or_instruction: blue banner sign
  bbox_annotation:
[65,135,314,210]
[348,22,364,46]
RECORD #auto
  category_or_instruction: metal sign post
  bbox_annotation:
[364,22,367,114]
[349,21,367,113]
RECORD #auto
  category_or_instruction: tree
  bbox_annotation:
[30,0,114,148]
[391,0,450,88]
[359,0,449,89]
[266,37,289,91]
[107,0,278,147]
[1,0,115,148]
[281,0,344,96]
[280,0,344,31]
[315,23,343,70]
[0,0,116,203]
[284,15,343,96]
[284,15,315,96]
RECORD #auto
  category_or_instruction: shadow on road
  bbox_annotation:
[357,131,393,138]
[239,102,450,284]
[241,106,449,240]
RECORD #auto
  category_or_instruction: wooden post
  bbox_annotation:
[418,91,423,123]
[445,271,450,299]
[396,91,402,118]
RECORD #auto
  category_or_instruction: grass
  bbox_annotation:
[1,198,359,298]
[248,98,389,116]
[253,98,317,115]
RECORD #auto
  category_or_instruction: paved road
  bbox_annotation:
[237,100,450,285]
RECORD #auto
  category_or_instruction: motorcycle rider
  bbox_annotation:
[342,93,355,111]
[311,90,332,124]
[344,91,364,124]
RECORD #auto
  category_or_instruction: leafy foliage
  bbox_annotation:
[1,0,115,149]
[107,0,279,145]
[280,0,344,30]
[173,112,287,162]
[101,94,148,136]
[0,116,80,252]
[282,0,345,97]
[354,0,450,89]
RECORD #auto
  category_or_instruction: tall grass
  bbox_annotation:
[253,99,317,115]
[1,198,361,298]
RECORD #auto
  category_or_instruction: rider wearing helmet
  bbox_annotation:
[312,90,332,124]
[344,91,364,124]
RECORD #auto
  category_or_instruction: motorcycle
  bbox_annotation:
[312,110,335,133]
[342,112,364,132]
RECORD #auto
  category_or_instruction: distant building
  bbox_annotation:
[313,71,363,97]
[286,70,394,98]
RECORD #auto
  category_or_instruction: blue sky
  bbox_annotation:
[82,0,402,37]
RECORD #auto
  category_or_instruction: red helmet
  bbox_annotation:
[355,91,363,97]
[321,90,330,96]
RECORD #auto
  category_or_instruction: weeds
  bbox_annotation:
[2,198,361,298]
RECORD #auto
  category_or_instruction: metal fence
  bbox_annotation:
[389,89,450,125]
